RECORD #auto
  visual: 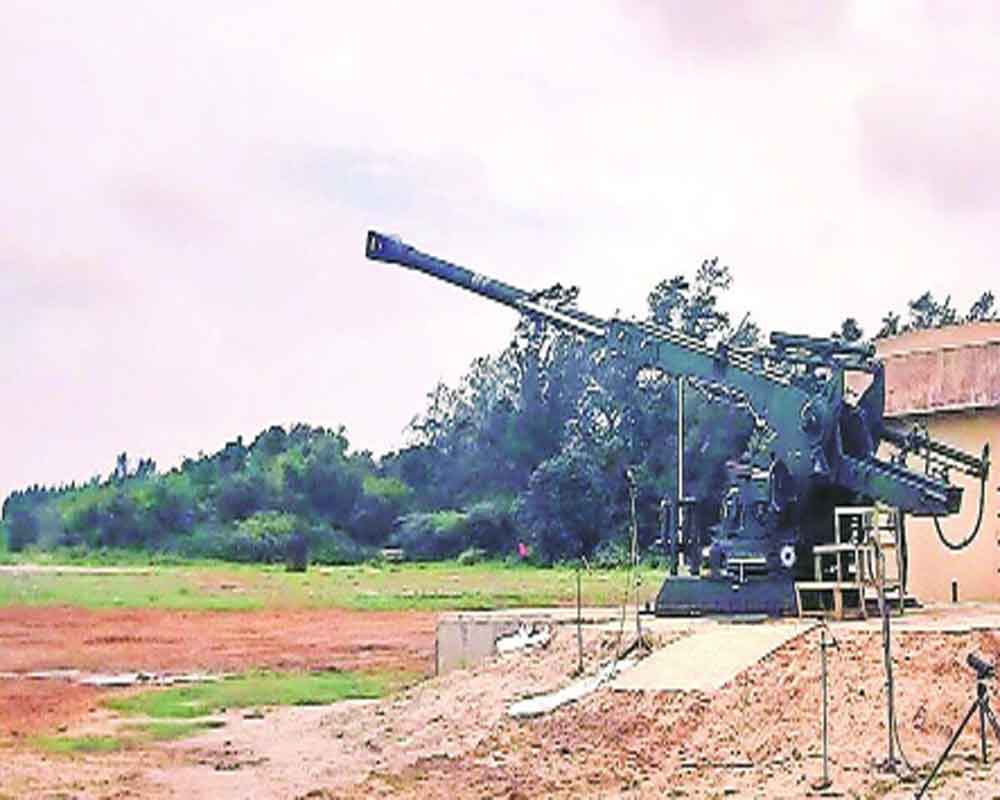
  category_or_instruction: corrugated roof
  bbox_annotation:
[876,321,1000,416]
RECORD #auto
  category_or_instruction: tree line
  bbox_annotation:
[3,276,995,566]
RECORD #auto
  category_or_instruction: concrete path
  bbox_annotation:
[611,621,814,692]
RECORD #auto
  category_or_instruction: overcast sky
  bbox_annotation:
[3,1,999,502]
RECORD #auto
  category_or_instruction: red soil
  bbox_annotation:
[0,607,437,738]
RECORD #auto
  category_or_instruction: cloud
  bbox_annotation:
[855,4,1000,214]
[1,1,1000,503]
[627,0,847,60]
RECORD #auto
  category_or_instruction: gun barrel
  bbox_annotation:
[770,331,876,359]
[365,230,608,338]
[366,230,528,311]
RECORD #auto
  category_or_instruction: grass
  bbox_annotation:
[31,672,392,754]
[32,734,122,754]
[0,559,664,612]
[122,719,226,740]
[241,561,663,611]
[31,721,226,755]
[0,569,262,611]
[104,669,406,719]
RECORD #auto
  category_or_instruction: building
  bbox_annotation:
[875,321,1000,603]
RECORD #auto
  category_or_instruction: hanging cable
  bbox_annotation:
[932,468,988,551]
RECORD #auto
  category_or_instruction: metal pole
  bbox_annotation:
[821,628,830,787]
[629,477,642,642]
[576,564,583,675]
[677,376,685,573]
[876,544,899,772]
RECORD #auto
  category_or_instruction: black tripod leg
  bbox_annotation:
[981,700,989,764]
[916,698,982,799]
[985,702,1000,745]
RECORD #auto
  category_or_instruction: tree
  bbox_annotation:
[907,291,958,331]
[111,452,129,484]
[968,291,997,322]
[834,317,864,342]
[7,509,40,552]
[518,446,614,563]
[875,311,900,340]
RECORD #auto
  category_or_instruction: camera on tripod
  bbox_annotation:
[967,652,995,680]
[918,652,1000,798]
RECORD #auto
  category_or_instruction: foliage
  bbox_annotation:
[391,511,469,561]
[875,289,997,339]
[518,448,613,564]
[465,496,517,555]
[1,254,787,569]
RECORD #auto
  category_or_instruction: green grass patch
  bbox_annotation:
[122,719,226,741]
[32,734,122,754]
[0,546,226,568]
[105,670,405,719]
[247,561,663,612]
[0,559,664,612]
[0,569,261,611]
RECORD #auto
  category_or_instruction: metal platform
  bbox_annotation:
[654,575,798,616]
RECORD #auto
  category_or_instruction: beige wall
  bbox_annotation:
[900,408,1000,603]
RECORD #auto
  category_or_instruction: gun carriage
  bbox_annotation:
[365,231,989,614]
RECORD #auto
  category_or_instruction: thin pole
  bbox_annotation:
[629,476,642,642]
[677,376,684,572]
[821,628,830,787]
[875,543,898,771]
[576,564,583,675]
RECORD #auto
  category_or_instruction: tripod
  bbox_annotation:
[915,654,1000,799]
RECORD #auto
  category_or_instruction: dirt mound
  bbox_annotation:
[345,627,1000,799]
[147,626,669,799]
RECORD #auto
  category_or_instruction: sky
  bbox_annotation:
[3,1,999,502]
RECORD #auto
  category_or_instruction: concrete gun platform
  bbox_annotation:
[612,621,815,692]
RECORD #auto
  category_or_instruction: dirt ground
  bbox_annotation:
[3,606,1000,799]
[0,606,437,740]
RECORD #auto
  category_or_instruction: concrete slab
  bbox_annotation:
[508,658,636,718]
[435,608,621,675]
[611,621,815,692]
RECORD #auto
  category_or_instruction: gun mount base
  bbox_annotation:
[655,575,798,616]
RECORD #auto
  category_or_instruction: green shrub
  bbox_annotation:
[307,527,369,565]
[457,547,486,566]
[285,531,309,572]
[465,497,516,555]
[7,510,40,552]
[592,538,629,569]
[391,511,468,561]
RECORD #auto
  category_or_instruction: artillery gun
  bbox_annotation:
[365,231,990,615]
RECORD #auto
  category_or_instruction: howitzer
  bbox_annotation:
[366,230,990,614]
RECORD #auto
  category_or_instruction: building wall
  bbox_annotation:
[879,321,1000,416]
[897,408,999,603]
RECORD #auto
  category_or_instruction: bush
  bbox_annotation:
[465,497,516,555]
[349,476,412,546]
[391,511,468,561]
[457,547,486,566]
[174,512,299,563]
[216,474,268,522]
[8,510,40,552]
[592,538,629,569]
[307,527,369,565]
[285,531,309,572]
[518,450,613,564]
